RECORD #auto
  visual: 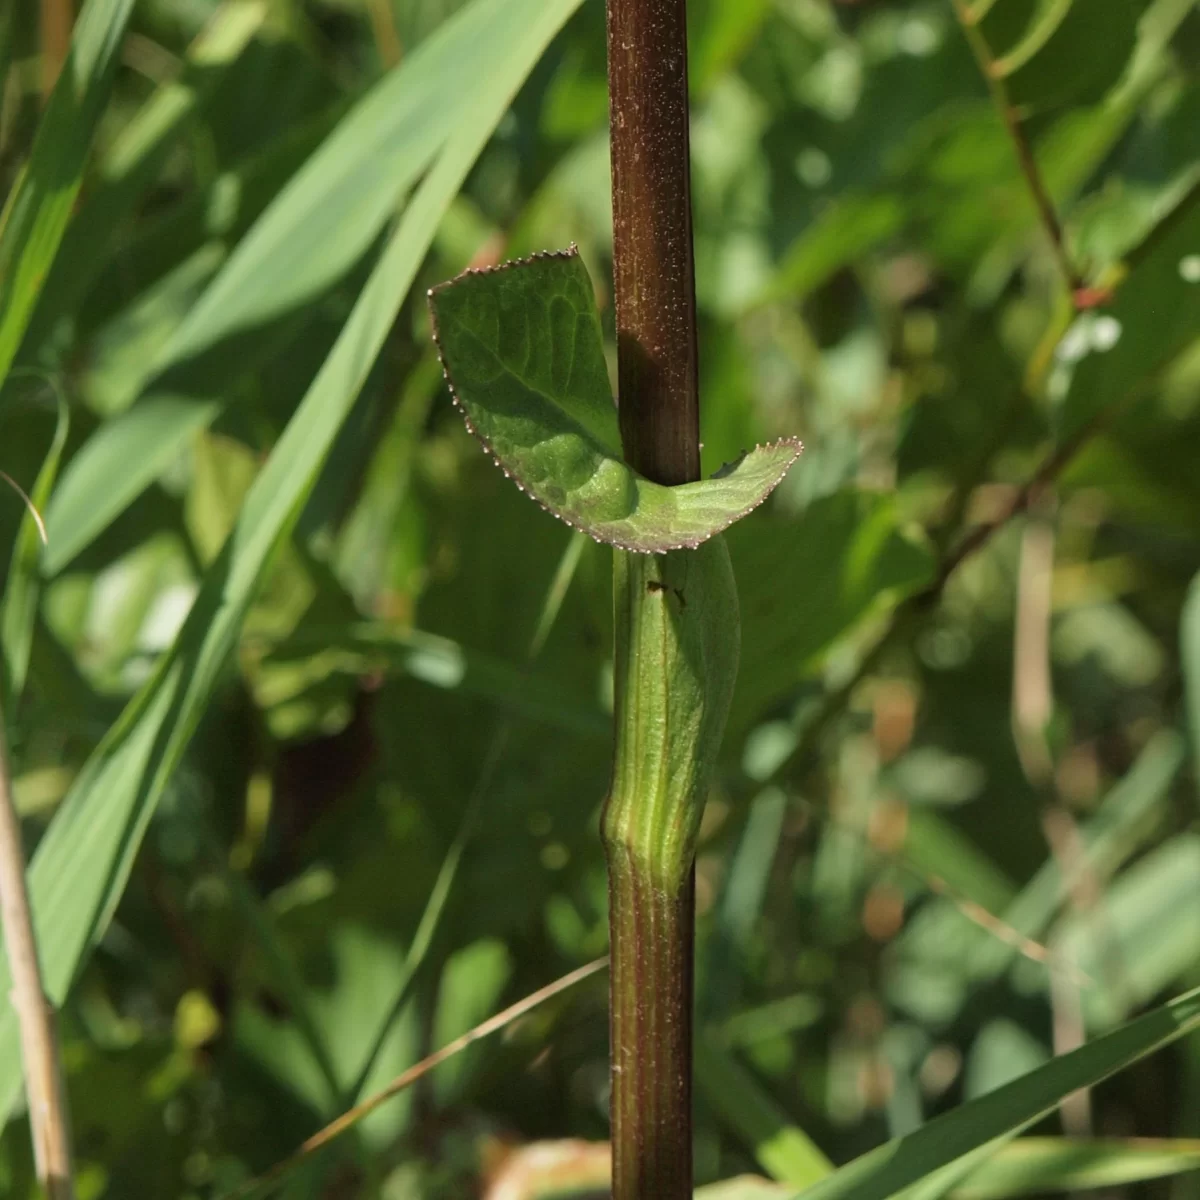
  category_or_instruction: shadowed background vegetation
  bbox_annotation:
[1,0,1200,1195]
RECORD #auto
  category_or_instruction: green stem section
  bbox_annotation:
[602,543,739,1199]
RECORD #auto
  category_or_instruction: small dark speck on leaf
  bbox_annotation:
[647,580,686,608]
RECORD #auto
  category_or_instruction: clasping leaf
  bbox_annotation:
[428,247,802,552]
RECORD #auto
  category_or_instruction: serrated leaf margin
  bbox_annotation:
[428,246,803,553]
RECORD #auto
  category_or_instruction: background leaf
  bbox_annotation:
[0,0,136,385]
[1,0,1198,1191]
[42,0,576,572]
[789,987,1200,1200]
[0,0,583,1128]
[0,379,67,703]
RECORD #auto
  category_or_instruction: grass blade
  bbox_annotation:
[43,0,568,573]
[697,1036,833,1188]
[0,0,583,1128]
[950,1137,1200,1199]
[789,985,1200,1200]
[1184,572,1200,791]
[0,0,136,388]
[18,0,267,364]
[0,377,68,704]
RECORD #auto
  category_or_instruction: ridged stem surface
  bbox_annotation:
[606,850,694,1197]
[605,0,704,1194]
[607,0,699,487]
[602,541,738,1200]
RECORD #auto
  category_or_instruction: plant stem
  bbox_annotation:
[949,0,1084,297]
[0,709,75,1199]
[607,0,701,487]
[607,849,695,1195]
[605,0,703,1193]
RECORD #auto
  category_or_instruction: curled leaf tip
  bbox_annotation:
[713,436,804,480]
[0,468,49,546]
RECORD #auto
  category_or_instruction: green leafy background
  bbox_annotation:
[0,0,1199,1195]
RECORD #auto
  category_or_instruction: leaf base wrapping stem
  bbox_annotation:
[601,543,739,1199]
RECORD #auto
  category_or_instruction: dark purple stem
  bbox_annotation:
[605,0,701,1195]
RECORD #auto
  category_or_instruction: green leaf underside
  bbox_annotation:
[429,247,802,553]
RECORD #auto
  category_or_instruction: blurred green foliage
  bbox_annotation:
[0,0,1199,1195]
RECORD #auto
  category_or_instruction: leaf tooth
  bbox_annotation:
[430,258,804,554]
[427,243,582,295]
